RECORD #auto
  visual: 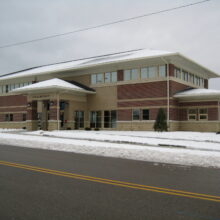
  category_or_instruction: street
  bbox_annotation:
[0,144,220,220]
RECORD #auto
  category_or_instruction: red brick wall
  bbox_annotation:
[208,108,218,120]
[117,81,167,100]
[118,99,167,108]
[117,70,124,81]
[169,64,175,77]
[0,95,27,107]
[117,109,132,121]
[169,81,192,96]
[179,109,188,121]
[179,101,218,107]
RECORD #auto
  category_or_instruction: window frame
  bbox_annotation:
[132,109,141,121]
[188,109,197,121]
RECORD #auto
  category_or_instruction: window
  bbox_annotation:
[182,70,188,82]
[104,71,117,83]
[111,72,117,82]
[91,74,97,84]
[5,114,13,121]
[148,66,157,78]
[142,109,150,120]
[6,85,9,93]
[131,69,138,80]
[132,109,140,120]
[22,114,26,121]
[124,69,138,81]
[141,67,148,79]
[199,109,207,120]
[124,70,131,81]
[174,68,181,79]
[90,111,102,128]
[104,110,117,128]
[105,72,111,83]
[188,109,197,120]
[97,73,103,83]
[159,65,166,77]
[74,111,84,128]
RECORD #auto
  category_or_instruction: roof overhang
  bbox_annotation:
[0,49,219,81]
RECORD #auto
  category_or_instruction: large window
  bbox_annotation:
[104,110,117,128]
[174,68,181,79]
[104,71,117,83]
[22,114,26,121]
[148,66,157,78]
[0,82,32,94]
[188,109,197,120]
[5,114,13,122]
[142,109,150,120]
[124,69,139,81]
[199,108,208,120]
[159,65,166,77]
[132,109,140,120]
[141,67,148,79]
[182,70,188,82]
[74,111,84,128]
[90,111,102,128]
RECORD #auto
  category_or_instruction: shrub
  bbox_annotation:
[153,108,168,132]
[85,127,91,131]
[94,128,100,131]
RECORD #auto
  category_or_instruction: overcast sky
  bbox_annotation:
[0,0,219,89]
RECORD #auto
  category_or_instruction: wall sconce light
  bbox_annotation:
[50,101,54,106]
[27,102,32,107]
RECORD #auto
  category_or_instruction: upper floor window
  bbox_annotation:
[174,68,181,79]
[148,66,157,78]
[141,67,148,79]
[124,69,139,81]
[159,65,166,77]
[182,70,188,82]
[104,71,117,83]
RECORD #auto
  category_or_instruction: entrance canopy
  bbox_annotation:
[10,78,96,95]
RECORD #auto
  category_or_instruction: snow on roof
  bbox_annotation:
[11,78,95,94]
[0,49,175,80]
[174,88,220,98]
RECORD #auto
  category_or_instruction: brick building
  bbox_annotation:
[0,49,219,132]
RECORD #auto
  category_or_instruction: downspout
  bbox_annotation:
[57,93,60,130]
[161,57,170,130]
[218,100,220,132]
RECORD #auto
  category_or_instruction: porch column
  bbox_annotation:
[48,99,60,131]
[26,101,38,131]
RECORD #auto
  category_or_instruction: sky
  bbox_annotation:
[0,0,220,89]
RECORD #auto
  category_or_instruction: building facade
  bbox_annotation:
[0,49,219,132]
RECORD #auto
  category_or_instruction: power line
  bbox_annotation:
[0,0,211,49]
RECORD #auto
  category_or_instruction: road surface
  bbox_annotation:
[0,144,220,220]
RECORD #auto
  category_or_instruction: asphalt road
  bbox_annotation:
[0,144,220,220]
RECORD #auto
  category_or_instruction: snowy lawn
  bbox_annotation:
[27,130,220,152]
[0,130,220,168]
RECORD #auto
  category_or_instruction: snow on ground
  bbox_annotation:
[0,130,220,168]
[27,130,220,151]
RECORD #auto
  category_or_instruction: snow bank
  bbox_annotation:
[0,131,220,168]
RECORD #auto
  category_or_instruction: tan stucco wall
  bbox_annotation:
[179,121,220,132]
[87,86,117,110]
[0,122,26,129]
